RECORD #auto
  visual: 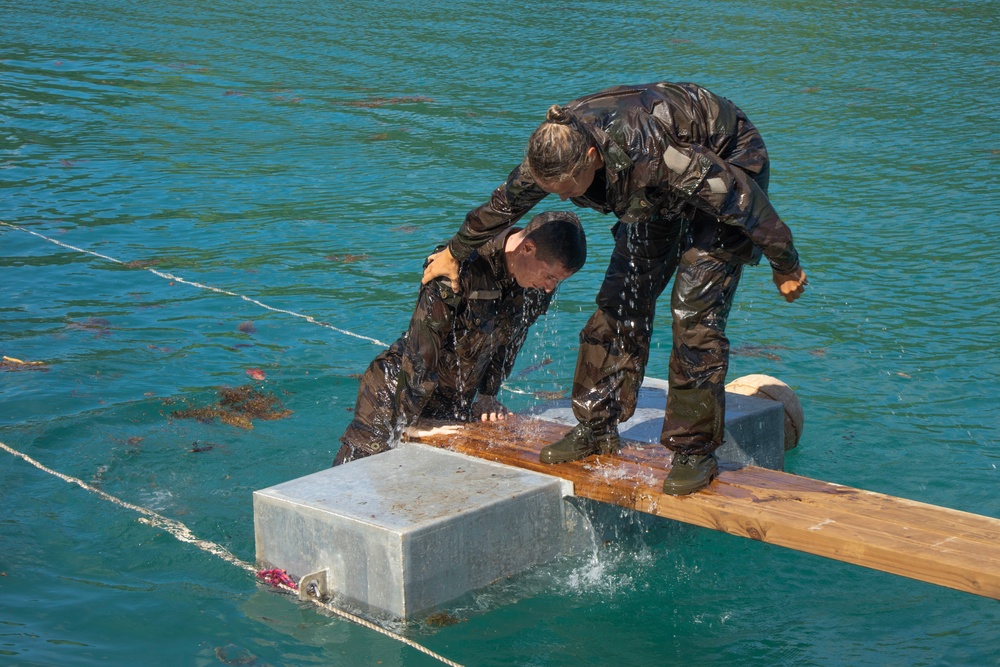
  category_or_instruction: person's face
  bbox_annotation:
[535,147,603,201]
[510,243,574,293]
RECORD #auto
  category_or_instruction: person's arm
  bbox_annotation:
[394,279,460,421]
[650,143,799,275]
[423,164,548,291]
[475,292,552,414]
[625,139,805,302]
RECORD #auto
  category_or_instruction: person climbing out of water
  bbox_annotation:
[334,211,587,465]
[422,82,807,494]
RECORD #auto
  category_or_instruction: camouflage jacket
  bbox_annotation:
[449,82,800,274]
[399,228,551,416]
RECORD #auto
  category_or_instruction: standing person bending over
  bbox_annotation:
[422,82,807,494]
[335,211,586,465]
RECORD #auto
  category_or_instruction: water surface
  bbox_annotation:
[2,1,998,665]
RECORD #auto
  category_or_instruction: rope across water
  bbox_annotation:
[0,218,551,664]
[0,438,465,667]
[0,221,390,348]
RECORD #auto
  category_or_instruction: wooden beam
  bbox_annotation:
[409,416,1000,600]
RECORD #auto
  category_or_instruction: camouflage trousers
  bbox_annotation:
[571,213,747,456]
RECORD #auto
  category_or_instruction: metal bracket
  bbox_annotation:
[297,569,330,602]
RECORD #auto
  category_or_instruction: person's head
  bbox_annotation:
[524,105,604,201]
[505,211,586,293]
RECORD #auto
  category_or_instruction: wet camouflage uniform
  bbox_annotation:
[336,228,551,464]
[447,82,801,456]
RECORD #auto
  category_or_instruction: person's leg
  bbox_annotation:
[541,217,683,463]
[660,239,743,492]
[659,112,770,490]
[335,345,407,466]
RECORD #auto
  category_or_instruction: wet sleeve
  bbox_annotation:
[449,163,550,261]
[477,292,551,397]
[396,280,459,419]
[656,143,800,273]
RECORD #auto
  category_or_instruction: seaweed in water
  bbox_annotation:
[218,385,292,420]
[345,95,434,108]
[731,343,787,362]
[169,384,292,430]
[424,611,463,627]
[325,253,368,264]
[123,258,160,269]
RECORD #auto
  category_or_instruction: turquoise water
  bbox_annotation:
[2,0,998,664]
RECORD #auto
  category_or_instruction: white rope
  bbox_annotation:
[0,439,464,667]
[0,221,389,347]
[0,219,560,398]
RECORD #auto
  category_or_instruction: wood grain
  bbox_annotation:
[409,416,1000,600]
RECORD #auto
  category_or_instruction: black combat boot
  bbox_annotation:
[661,452,719,495]
[539,423,620,464]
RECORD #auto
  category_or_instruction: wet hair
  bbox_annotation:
[524,105,597,183]
[522,211,587,273]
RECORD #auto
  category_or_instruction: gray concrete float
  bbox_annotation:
[253,377,785,618]
[253,443,594,619]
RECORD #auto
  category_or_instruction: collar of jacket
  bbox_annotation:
[576,118,631,185]
[472,226,519,289]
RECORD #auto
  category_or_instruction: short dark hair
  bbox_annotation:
[522,211,587,273]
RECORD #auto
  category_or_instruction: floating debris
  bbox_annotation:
[345,95,433,108]
[516,357,554,377]
[533,389,566,400]
[219,412,254,429]
[123,259,160,269]
[1,355,48,371]
[324,253,368,264]
[731,343,787,361]
[67,317,113,336]
[219,385,291,420]
[214,643,262,666]
[245,368,266,381]
[170,384,292,431]
[424,611,463,627]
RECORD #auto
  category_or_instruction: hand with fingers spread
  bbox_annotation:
[471,395,510,422]
[422,247,460,293]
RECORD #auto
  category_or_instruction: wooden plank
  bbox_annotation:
[409,416,1000,600]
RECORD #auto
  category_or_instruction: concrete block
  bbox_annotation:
[253,443,592,619]
[528,377,785,470]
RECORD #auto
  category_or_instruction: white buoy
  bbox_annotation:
[726,374,804,450]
